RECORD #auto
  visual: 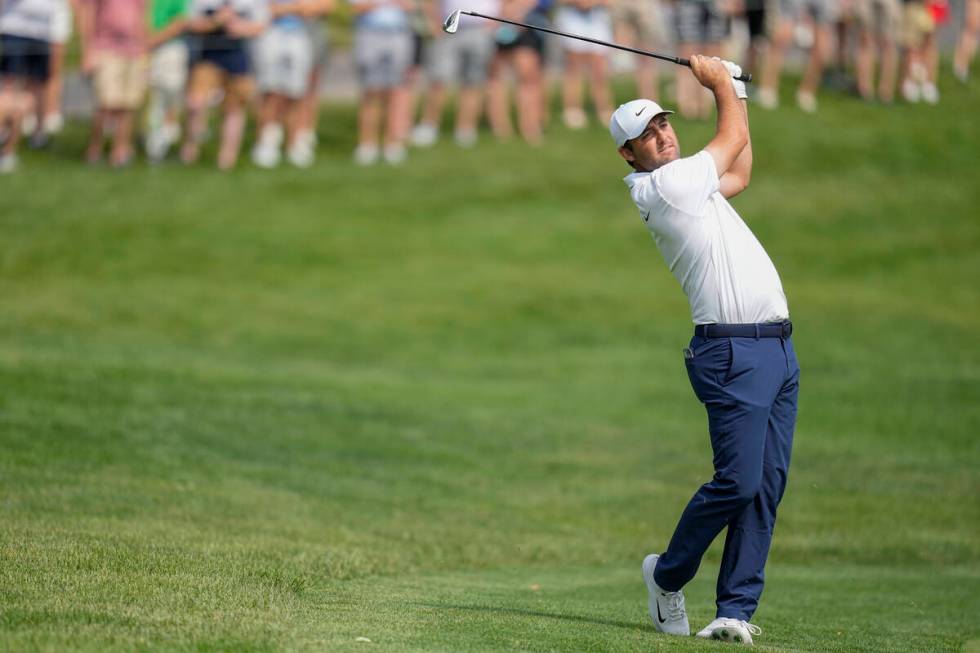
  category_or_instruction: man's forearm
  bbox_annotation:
[705,80,749,176]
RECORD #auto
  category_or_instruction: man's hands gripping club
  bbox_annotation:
[690,55,752,198]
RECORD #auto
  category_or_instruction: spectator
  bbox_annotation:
[351,0,413,164]
[145,0,190,162]
[78,0,150,167]
[294,11,331,161]
[741,0,767,78]
[0,0,57,171]
[40,0,69,142]
[899,0,944,103]
[610,0,666,100]
[953,0,978,81]
[486,0,547,144]
[252,0,332,168]
[181,0,269,170]
[855,0,899,102]
[556,0,613,128]
[412,0,499,147]
[757,0,838,112]
[673,0,729,119]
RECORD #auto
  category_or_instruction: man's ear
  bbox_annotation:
[617,145,635,165]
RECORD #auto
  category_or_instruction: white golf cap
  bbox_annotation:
[609,99,674,147]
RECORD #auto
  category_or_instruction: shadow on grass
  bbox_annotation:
[412,602,649,633]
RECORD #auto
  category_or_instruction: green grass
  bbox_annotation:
[1,74,979,652]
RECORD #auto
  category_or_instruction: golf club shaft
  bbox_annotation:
[458,10,752,83]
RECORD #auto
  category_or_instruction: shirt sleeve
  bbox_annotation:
[650,150,720,216]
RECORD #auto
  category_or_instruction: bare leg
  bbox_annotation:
[487,51,513,139]
[417,83,446,129]
[759,18,794,104]
[456,86,483,136]
[109,109,135,166]
[562,50,586,127]
[954,0,980,77]
[217,93,247,170]
[44,41,65,130]
[181,90,209,164]
[856,29,874,99]
[514,47,543,144]
[799,21,829,96]
[385,85,412,146]
[878,35,898,102]
[588,52,613,124]
[86,107,107,163]
[359,90,382,146]
[676,44,699,118]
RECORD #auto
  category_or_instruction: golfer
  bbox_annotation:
[611,56,800,646]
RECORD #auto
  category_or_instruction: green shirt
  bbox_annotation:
[150,0,189,31]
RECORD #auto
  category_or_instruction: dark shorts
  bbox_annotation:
[188,35,251,75]
[495,11,547,56]
[0,34,51,82]
[746,6,767,38]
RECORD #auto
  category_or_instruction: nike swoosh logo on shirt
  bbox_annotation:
[641,210,650,222]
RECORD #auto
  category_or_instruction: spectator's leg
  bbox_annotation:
[86,108,107,164]
[759,17,794,105]
[110,109,135,167]
[856,28,875,99]
[676,43,699,118]
[953,0,980,79]
[514,46,543,145]
[588,51,613,124]
[562,51,587,128]
[386,84,412,147]
[456,84,483,142]
[798,20,829,100]
[181,66,212,165]
[44,41,65,133]
[878,34,898,101]
[487,51,514,140]
[217,89,247,170]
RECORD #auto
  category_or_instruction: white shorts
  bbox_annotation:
[254,24,315,98]
[149,39,189,94]
[426,27,494,86]
[555,6,613,54]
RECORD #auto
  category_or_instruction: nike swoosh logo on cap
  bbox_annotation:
[635,107,646,116]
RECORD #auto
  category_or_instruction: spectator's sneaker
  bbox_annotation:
[411,123,438,147]
[796,90,817,113]
[902,78,920,102]
[562,107,587,130]
[0,153,19,174]
[920,81,939,104]
[252,123,284,168]
[755,88,778,110]
[383,143,407,165]
[642,554,689,636]
[354,143,379,166]
[43,112,64,135]
[953,61,969,83]
[21,113,37,136]
[287,139,315,168]
[695,618,761,645]
[454,129,477,148]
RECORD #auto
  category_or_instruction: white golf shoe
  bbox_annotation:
[695,618,761,645]
[642,554,689,636]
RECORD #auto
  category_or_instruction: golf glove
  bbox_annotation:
[722,60,748,100]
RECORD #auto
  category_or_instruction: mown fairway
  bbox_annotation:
[1,75,979,652]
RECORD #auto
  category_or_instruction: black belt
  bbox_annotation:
[695,320,793,339]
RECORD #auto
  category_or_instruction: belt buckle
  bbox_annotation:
[782,321,793,338]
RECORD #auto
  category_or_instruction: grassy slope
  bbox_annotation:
[1,75,978,652]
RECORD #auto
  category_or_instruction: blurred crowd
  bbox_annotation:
[0,0,976,172]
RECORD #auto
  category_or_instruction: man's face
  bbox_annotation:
[617,114,680,172]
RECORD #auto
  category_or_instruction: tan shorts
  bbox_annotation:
[94,54,148,110]
[855,0,901,37]
[187,61,255,107]
[902,1,935,47]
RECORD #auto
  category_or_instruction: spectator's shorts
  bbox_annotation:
[611,0,667,47]
[855,0,901,37]
[495,10,548,55]
[427,27,494,85]
[674,1,730,43]
[745,5,767,38]
[0,34,50,82]
[149,39,188,95]
[901,0,935,46]
[555,6,613,53]
[188,60,255,106]
[307,19,329,71]
[354,28,413,89]
[94,52,148,110]
[778,0,839,24]
[50,2,72,44]
[255,25,314,98]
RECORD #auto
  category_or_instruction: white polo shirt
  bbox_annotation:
[625,150,789,325]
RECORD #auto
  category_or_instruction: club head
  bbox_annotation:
[443,10,461,34]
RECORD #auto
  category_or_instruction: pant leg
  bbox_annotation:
[653,337,785,592]
[715,339,800,620]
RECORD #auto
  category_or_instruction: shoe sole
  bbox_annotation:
[710,627,754,645]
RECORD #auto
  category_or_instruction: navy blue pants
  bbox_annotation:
[653,331,800,621]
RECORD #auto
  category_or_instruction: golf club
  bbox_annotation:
[442,9,753,83]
